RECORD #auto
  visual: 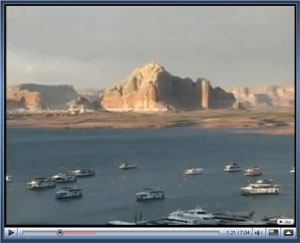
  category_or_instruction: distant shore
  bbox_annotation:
[6,109,294,135]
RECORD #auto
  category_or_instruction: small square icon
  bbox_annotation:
[253,228,266,239]
[284,229,294,237]
[268,229,279,236]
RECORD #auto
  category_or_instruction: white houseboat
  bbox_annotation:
[244,166,262,176]
[27,178,56,190]
[241,179,279,195]
[184,168,203,175]
[51,173,77,183]
[136,188,165,201]
[119,162,138,170]
[56,187,82,199]
[70,169,95,177]
[224,163,241,172]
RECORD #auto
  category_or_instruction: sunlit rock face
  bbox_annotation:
[101,62,235,111]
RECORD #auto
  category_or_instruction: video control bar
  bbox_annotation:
[4,227,297,240]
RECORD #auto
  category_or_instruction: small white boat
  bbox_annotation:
[244,166,262,176]
[70,169,95,177]
[241,179,279,195]
[119,162,137,170]
[136,188,165,201]
[224,162,241,172]
[6,175,12,182]
[56,187,82,199]
[184,168,203,175]
[27,178,56,190]
[290,167,295,173]
[51,173,77,183]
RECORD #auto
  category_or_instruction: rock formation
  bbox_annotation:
[101,62,235,111]
[68,96,100,111]
[228,85,294,109]
[7,84,78,111]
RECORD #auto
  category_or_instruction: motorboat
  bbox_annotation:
[51,173,77,183]
[241,179,279,195]
[175,207,220,225]
[56,187,82,199]
[119,162,138,170]
[136,188,165,201]
[6,175,12,182]
[213,211,255,223]
[290,167,295,173]
[161,214,205,225]
[224,163,241,172]
[108,212,147,225]
[162,208,219,225]
[244,166,262,176]
[27,178,56,190]
[70,169,95,177]
[184,168,203,175]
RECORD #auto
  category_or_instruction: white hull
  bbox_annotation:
[56,188,82,199]
[224,163,241,172]
[56,193,82,199]
[224,168,241,172]
[119,166,137,170]
[27,183,55,190]
[241,187,279,195]
[167,208,220,225]
[184,168,203,175]
[244,167,263,176]
[71,169,95,177]
[119,163,137,170]
[52,174,77,183]
[136,195,165,201]
[136,189,165,201]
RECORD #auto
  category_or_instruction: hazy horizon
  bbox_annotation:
[6,6,295,90]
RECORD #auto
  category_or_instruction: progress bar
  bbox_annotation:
[22,230,219,236]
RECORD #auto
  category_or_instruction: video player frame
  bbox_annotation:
[0,1,300,242]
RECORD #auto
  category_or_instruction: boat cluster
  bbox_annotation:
[26,169,95,199]
[224,162,283,195]
[108,206,289,226]
[131,162,292,200]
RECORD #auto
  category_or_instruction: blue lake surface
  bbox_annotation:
[6,127,295,225]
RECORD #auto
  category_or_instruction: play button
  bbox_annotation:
[5,228,17,238]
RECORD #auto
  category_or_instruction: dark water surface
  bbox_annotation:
[6,127,295,225]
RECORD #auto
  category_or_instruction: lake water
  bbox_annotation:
[6,127,295,225]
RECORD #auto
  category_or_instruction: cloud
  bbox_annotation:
[6,6,294,89]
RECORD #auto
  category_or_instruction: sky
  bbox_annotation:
[6,6,295,90]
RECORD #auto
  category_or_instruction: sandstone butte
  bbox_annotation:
[100,61,235,112]
[6,61,294,112]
